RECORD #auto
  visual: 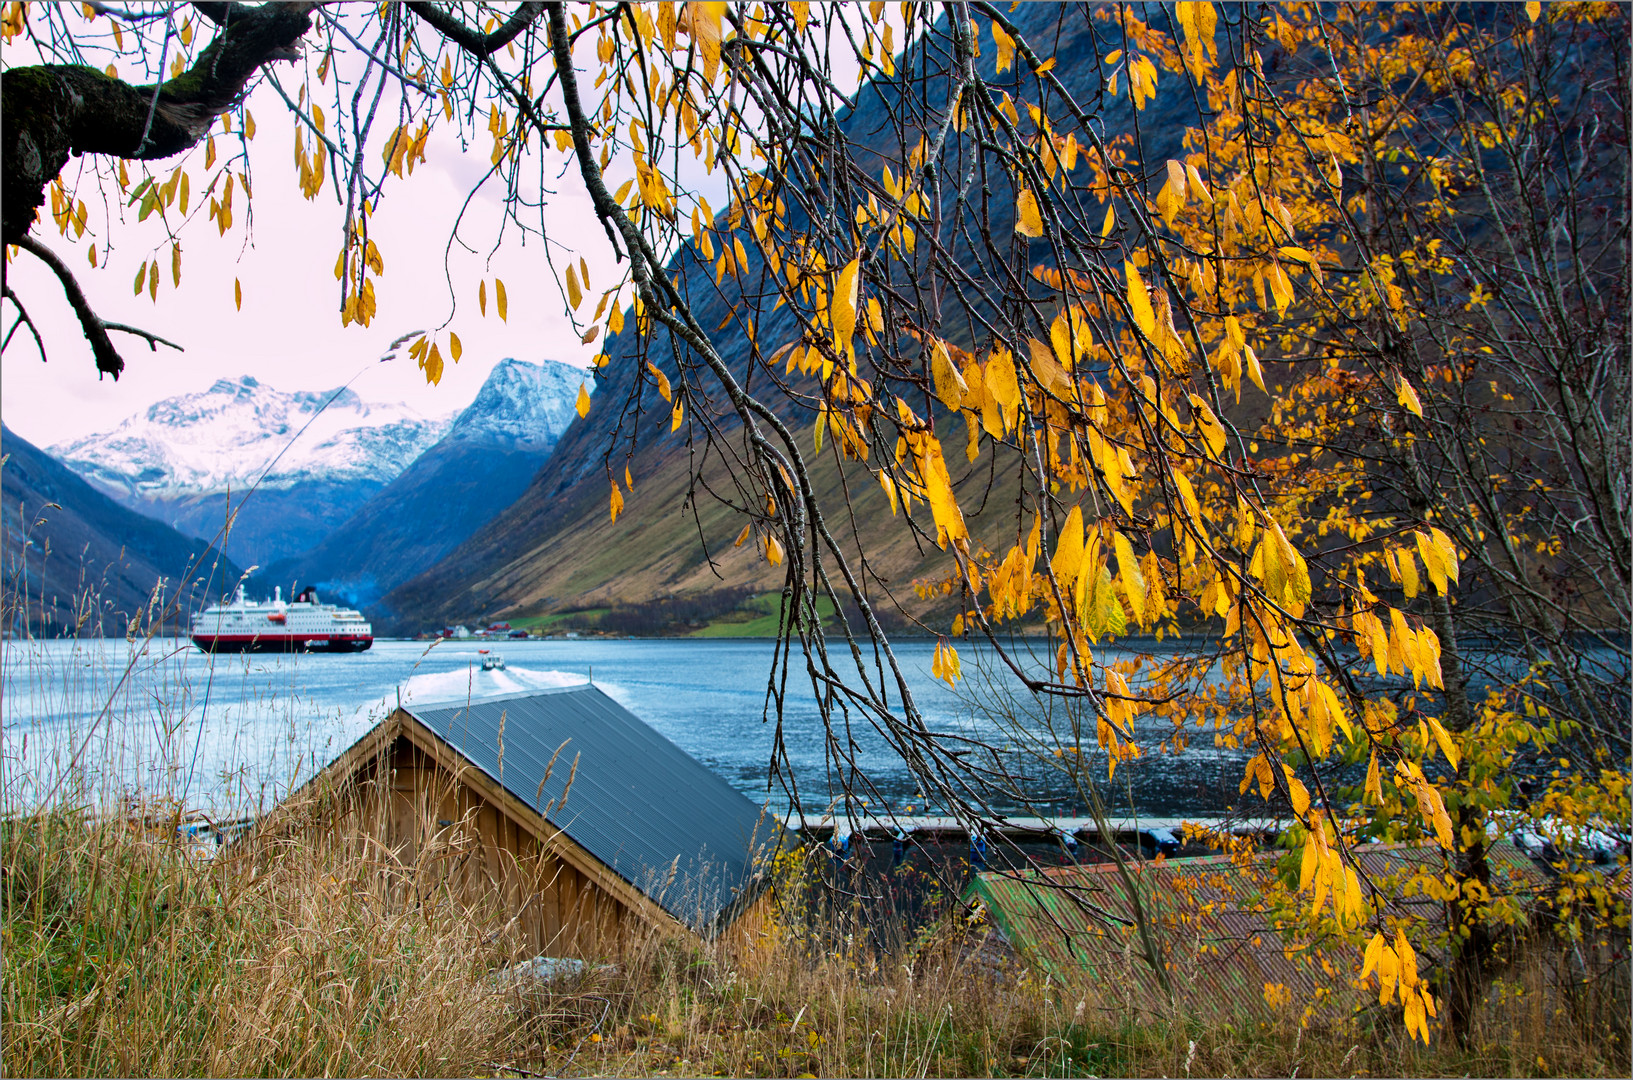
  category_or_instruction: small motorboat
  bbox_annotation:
[479,649,506,671]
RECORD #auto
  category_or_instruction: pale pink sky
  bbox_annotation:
[2,36,631,446]
[0,4,884,450]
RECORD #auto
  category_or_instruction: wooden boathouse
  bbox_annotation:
[286,683,778,958]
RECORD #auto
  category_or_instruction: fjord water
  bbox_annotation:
[2,636,1248,819]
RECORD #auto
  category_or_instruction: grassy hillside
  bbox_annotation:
[384,424,1034,635]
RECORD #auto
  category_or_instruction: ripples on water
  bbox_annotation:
[1,636,1252,819]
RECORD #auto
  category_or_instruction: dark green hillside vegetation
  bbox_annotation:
[1,427,240,635]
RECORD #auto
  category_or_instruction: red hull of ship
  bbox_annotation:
[191,633,374,653]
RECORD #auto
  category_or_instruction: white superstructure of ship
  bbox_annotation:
[190,585,374,653]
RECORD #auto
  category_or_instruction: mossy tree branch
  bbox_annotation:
[2,2,317,245]
[0,1,317,377]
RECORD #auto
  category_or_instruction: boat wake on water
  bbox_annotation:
[387,664,588,711]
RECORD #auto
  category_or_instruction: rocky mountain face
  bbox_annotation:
[2,426,242,636]
[381,6,1175,632]
[51,376,452,568]
[264,359,589,610]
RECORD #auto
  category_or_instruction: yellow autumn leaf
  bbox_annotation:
[1025,337,1071,396]
[1429,526,1460,585]
[1083,565,1127,642]
[1189,393,1227,458]
[1184,161,1212,204]
[610,481,624,522]
[1414,530,1447,596]
[930,338,968,410]
[479,279,487,316]
[647,362,673,402]
[1015,187,1043,237]
[916,435,967,547]
[832,257,860,359]
[1397,374,1423,416]
[1171,469,1203,532]
[1426,715,1460,770]
[1397,545,1421,599]
[991,19,1015,74]
[496,278,509,321]
[235,278,242,310]
[566,263,583,308]
[1243,343,1267,394]
[764,533,784,566]
[1124,262,1155,337]
[879,471,898,515]
[1050,506,1085,590]
[576,382,591,417]
[1114,531,1146,625]
[1174,1,1217,81]
[1269,522,1312,615]
[1286,771,1310,816]
[1526,1,1541,21]
[1362,750,1383,805]
[984,350,1021,410]
[734,522,752,547]
[689,1,727,83]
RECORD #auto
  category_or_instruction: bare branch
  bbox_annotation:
[14,235,127,378]
[104,322,185,353]
[405,1,546,59]
[1,284,47,361]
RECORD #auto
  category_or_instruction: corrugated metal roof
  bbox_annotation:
[406,685,779,933]
[966,841,1545,1006]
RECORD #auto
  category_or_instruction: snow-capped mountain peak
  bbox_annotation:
[440,357,590,451]
[52,375,454,500]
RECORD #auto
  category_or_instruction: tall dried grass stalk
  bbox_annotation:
[2,559,1625,1078]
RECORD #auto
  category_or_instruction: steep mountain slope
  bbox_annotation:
[2,426,241,635]
[52,376,451,568]
[384,7,1187,631]
[264,359,588,609]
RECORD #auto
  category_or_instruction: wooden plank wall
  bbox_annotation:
[334,736,632,959]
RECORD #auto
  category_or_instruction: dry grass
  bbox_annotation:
[4,801,1625,1079]
[496,859,1629,1080]
[1,802,521,1077]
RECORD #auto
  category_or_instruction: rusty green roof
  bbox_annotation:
[964,841,1546,1005]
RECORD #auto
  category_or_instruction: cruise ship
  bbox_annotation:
[190,585,374,653]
